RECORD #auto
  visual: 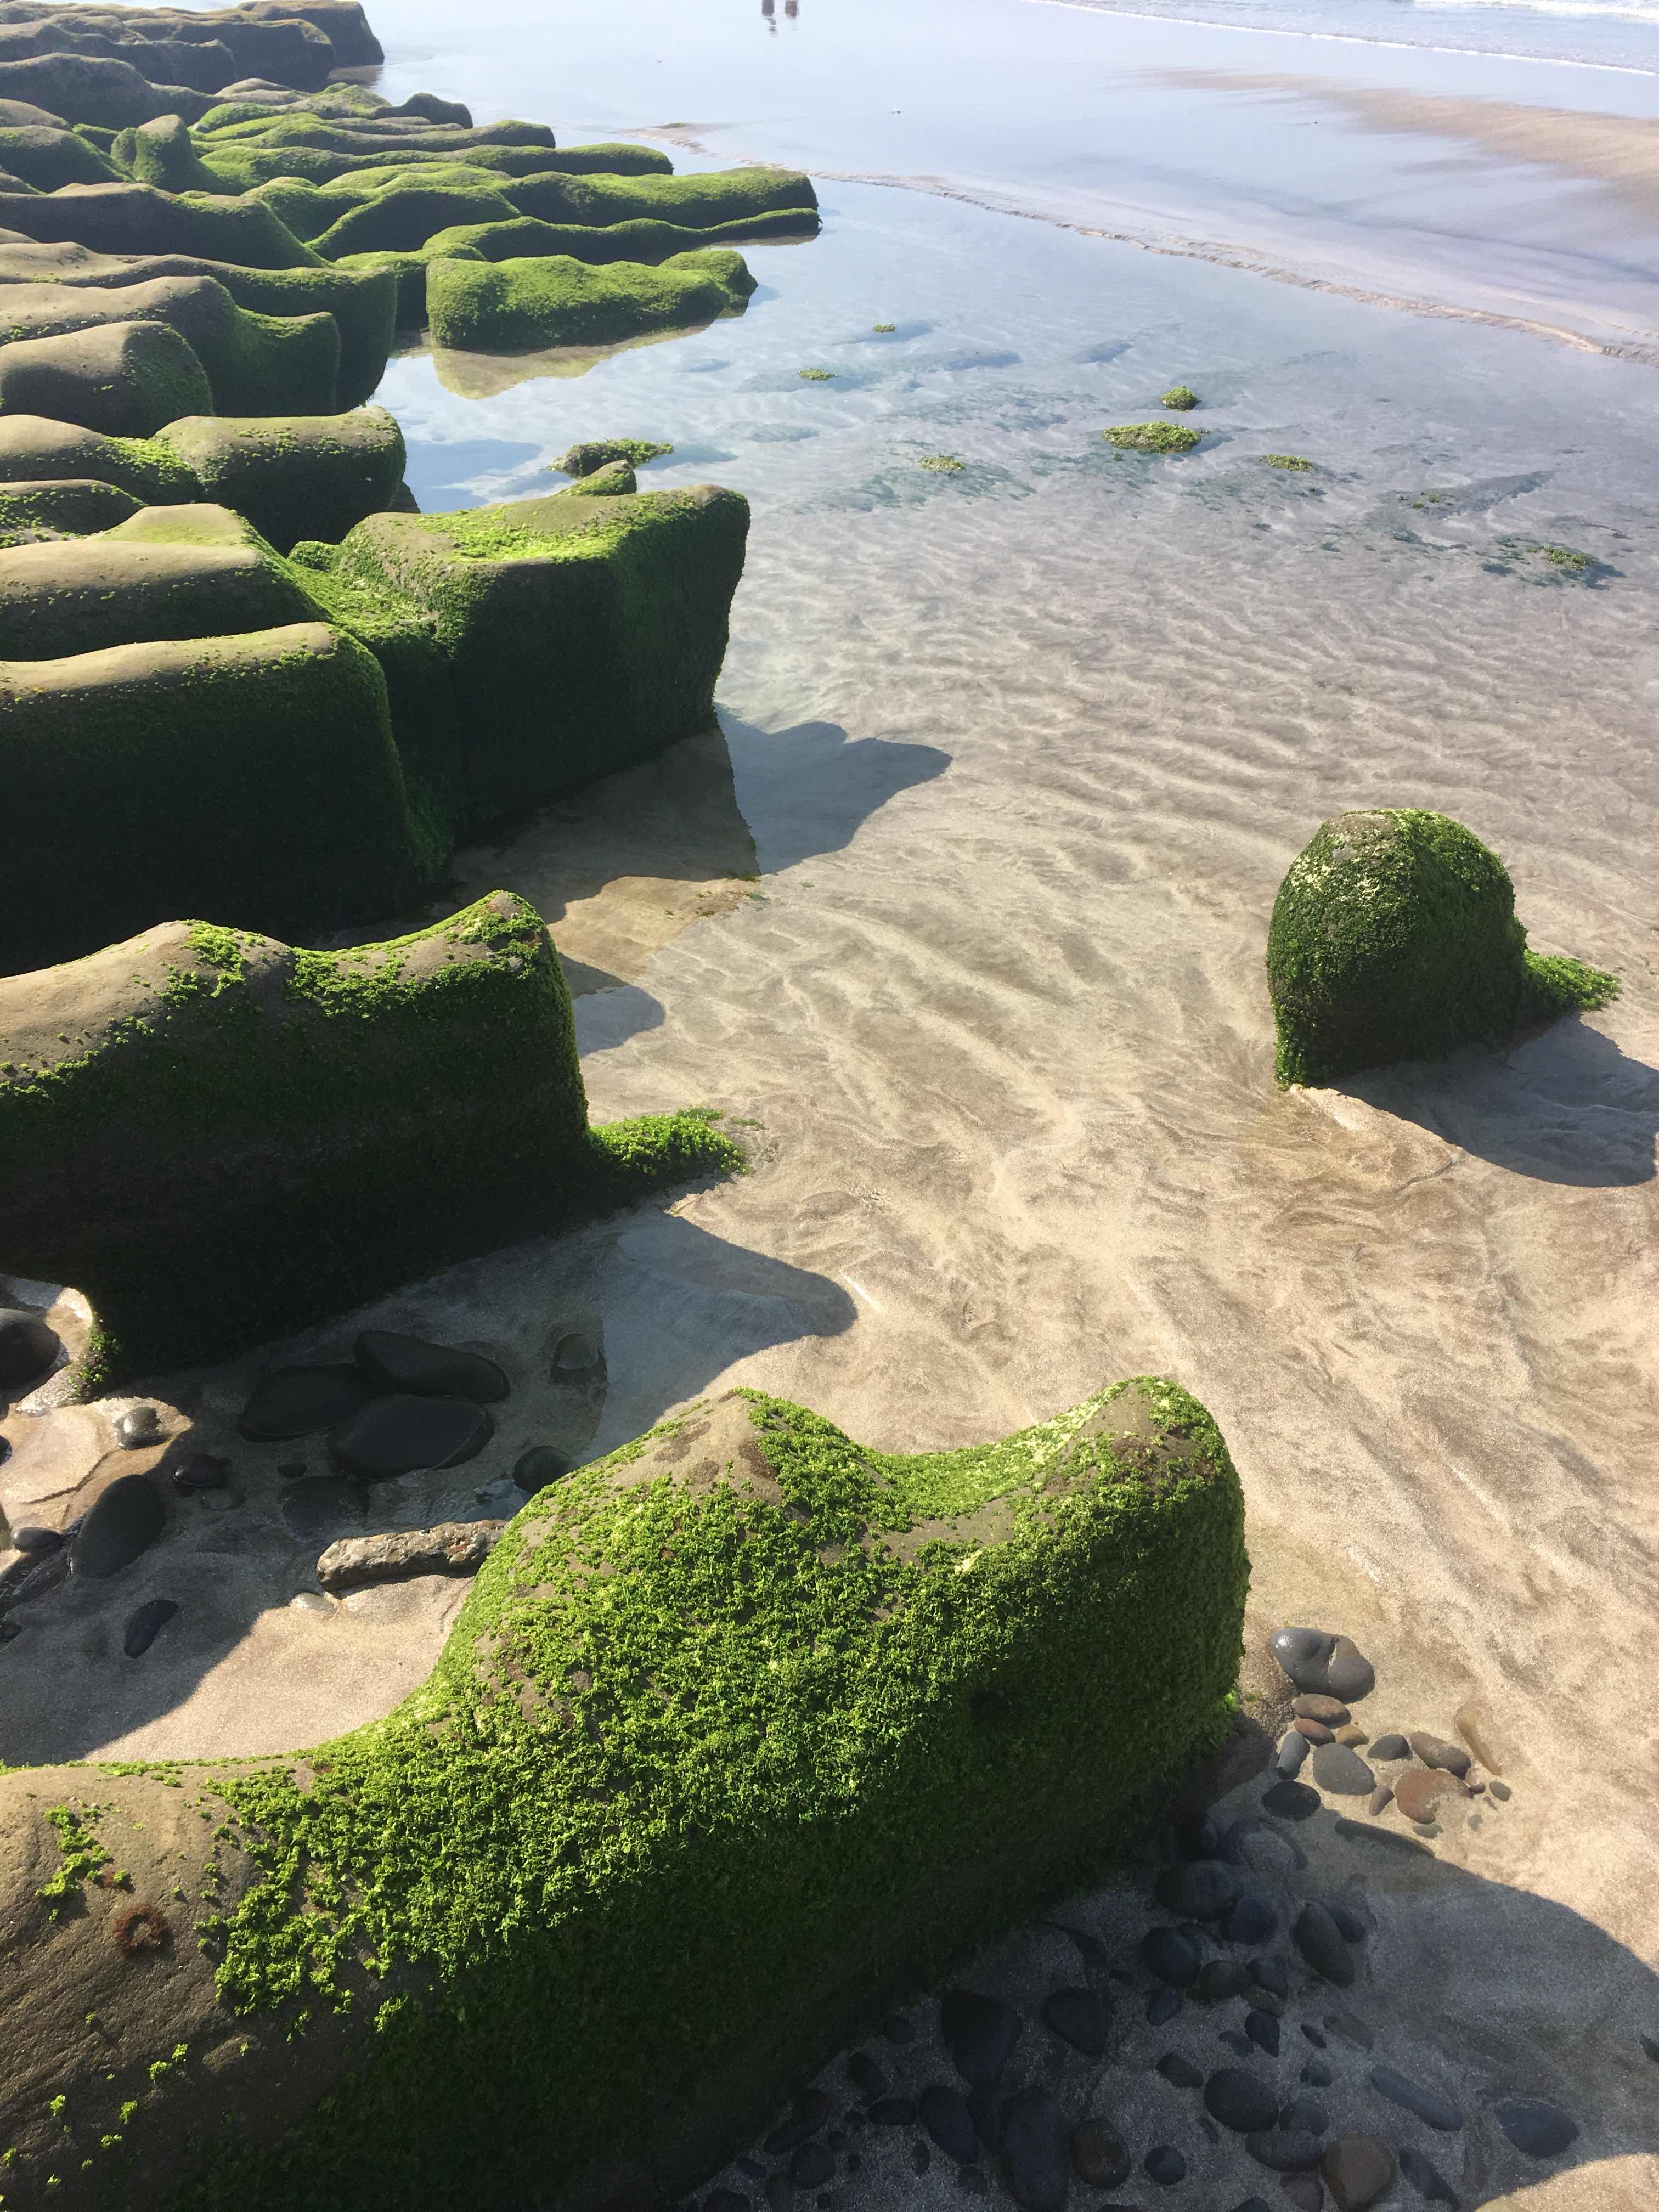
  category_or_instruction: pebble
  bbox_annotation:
[1146,1987,1182,2025]
[1274,1732,1310,1778]
[1492,2097,1577,2158]
[1156,1859,1239,1920]
[1140,1928,1200,1988]
[1291,1695,1350,1724]
[280,1476,368,1544]
[1249,1955,1290,1999]
[1333,1726,1368,1747]
[1261,1781,1319,1821]
[115,1404,161,1447]
[1641,2033,1659,2063]
[1201,1960,1252,2001]
[1268,1628,1374,1701]
[940,1990,1023,2087]
[240,1364,372,1440]
[70,1474,163,1578]
[999,2086,1067,2212]
[919,2086,977,2164]
[1070,2118,1130,2188]
[1245,2011,1280,2057]
[1042,1987,1108,2056]
[868,2097,916,2126]
[1156,2052,1203,2088]
[1280,2179,1324,2212]
[1226,1893,1279,1946]
[1324,1637,1376,1702]
[1279,2099,1328,2136]
[1366,1734,1409,1760]
[1294,1718,1335,1744]
[1396,2146,1457,2205]
[1319,1900,1366,1944]
[121,1596,178,1656]
[512,1444,572,1493]
[1204,2068,1280,2134]
[1488,1780,1511,1802]
[1368,2066,1462,2131]
[172,1454,229,1496]
[1221,1818,1306,1875]
[1300,2061,1334,2089]
[329,1393,493,1478]
[1311,1745,1374,1797]
[1324,2016,1373,2051]
[1227,2200,1273,2212]
[1143,2145,1185,2186]
[552,1330,602,1379]
[354,1329,510,1404]
[1300,2024,1327,2049]
[1365,1786,1393,1818]
[0,1308,60,1390]
[847,2052,885,2099]
[1393,1768,1468,1824]
[764,2091,831,2155]
[10,1525,62,1554]
[789,2142,833,2187]
[1407,1732,1471,1776]
[1175,1810,1222,1858]
[1293,1904,1354,1989]
[1247,2130,1323,2172]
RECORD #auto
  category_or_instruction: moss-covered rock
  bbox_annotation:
[0,614,426,977]
[0,409,199,502]
[425,246,754,352]
[1266,809,1619,1086]
[554,434,671,476]
[111,110,222,192]
[152,406,405,549]
[504,162,817,232]
[0,178,321,267]
[1160,385,1199,410]
[0,52,219,129]
[0,1373,1244,2207]
[0,471,143,543]
[0,120,121,188]
[0,315,212,435]
[1102,420,1201,454]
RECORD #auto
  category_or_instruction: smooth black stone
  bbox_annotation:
[1156,2052,1203,2088]
[1368,1733,1410,1760]
[1245,2129,1322,2172]
[354,1329,509,1404]
[1278,2098,1327,2135]
[1000,2086,1068,2212]
[941,1989,1023,2088]
[763,2090,831,2155]
[1204,2067,1279,2134]
[172,1454,229,1496]
[788,2141,834,2188]
[122,1597,177,1657]
[1325,2013,1373,2050]
[1155,1859,1239,1920]
[1042,1985,1108,2056]
[70,1474,163,1579]
[1274,1730,1310,1778]
[1300,2061,1333,2088]
[883,2012,917,2045]
[847,2051,886,2099]
[512,1444,571,1493]
[1269,1626,1335,1690]
[115,1404,161,1448]
[919,2085,978,2164]
[1493,2097,1578,2158]
[1311,1743,1375,1796]
[1398,2145,1459,2204]
[1249,1956,1290,2000]
[968,2081,1002,2154]
[0,1308,59,1390]
[329,1393,492,1478]
[1140,1927,1200,1988]
[1244,2011,1280,2057]
[911,2142,931,2176]
[1293,1903,1355,1988]
[10,1524,61,1554]
[1224,1893,1277,1945]
[1321,1899,1367,1943]
[551,1330,601,1378]
[1199,1960,1251,2001]
[868,2097,916,2126]
[1218,2031,1254,2057]
[279,1476,367,1544]
[1069,2118,1130,2188]
[1143,2145,1185,2187]
[1261,1780,1319,1821]
[240,1364,371,1441]
[1369,2065,1463,2131]
[1146,1987,1182,2026]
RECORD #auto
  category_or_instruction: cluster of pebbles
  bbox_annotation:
[0,1320,600,1654]
[683,1624,1605,2212]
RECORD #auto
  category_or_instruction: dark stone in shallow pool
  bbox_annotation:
[329,1393,492,1477]
[1070,2118,1130,2187]
[1143,2144,1185,2186]
[354,1329,509,1403]
[71,1474,163,1578]
[280,1476,368,1544]
[1204,2067,1278,2134]
[941,1989,1023,2087]
[1000,2085,1067,2211]
[1492,2097,1577,2158]
[240,1364,372,1441]
[919,2084,977,2163]
[1293,1903,1354,1988]
[123,1596,177,1656]
[1141,1926,1201,1988]
[0,1308,59,1390]
[1043,1985,1108,2055]
[1368,2065,1462,2131]
[512,1444,571,1493]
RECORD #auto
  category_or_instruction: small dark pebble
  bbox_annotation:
[789,2142,833,2188]
[1324,2015,1374,2052]
[115,1404,161,1448]
[1156,1859,1240,1920]
[513,1444,571,1493]
[1278,2098,1327,2135]
[1176,1810,1222,1858]
[868,2097,916,2127]
[1311,1744,1374,1796]
[1489,1781,1511,1802]
[883,2011,917,2045]
[919,2085,978,2164]
[10,1525,61,1554]
[1245,2011,1280,2057]
[1246,2129,1322,2172]
[1220,2031,1254,2057]
[1274,1731,1310,1778]
[911,2143,931,2176]
[1492,2097,1577,2158]
[1070,2118,1130,2188]
[1301,2024,1327,2049]
[1156,2052,1203,2088]
[1293,1904,1354,1989]
[1366,1786,1393,1817]
[1141,1927,1200,1988]
[1200,1960,1252,2001]
[1294,1717,1335,1743]
[847,2052,885,2099]
[1368,2064,1462,2131]
[1301,2061,1333,2088]
[1143,2146,1184,2186]
[1226,1893,1278,1945]
[1254,1993,1285,2022]
[1397,2145,1458,2204]
[764,2091,831,2155]
[1641,2032,1659,2062]
[1043,1985,1109,2056]
[1204,2068,1279,2134]
[1249,1955,1290,1999]
[278,1458,306,1480]
[172,1454,229,1496]
[1147,1987,1182,2026]
[1000,2085,1068,2212]
[1319,1899,1366,1943]
[1262,1780,1320,1821]
[1367,1733,1409,1761]
[941,1989,1024,2087]
[122,1597,178,1657]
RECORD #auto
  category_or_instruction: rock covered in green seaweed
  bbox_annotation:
[1102,421,1201,454]
[1160,385,1199,410]
[1267,809,1618,1087]
[553,435,672,477]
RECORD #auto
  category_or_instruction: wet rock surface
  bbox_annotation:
[315,1520,505,1594]
[69,1471,162,1577]
[328,1392,493,1477]
[353,1328,510,1403]
[239,1363,373,1440]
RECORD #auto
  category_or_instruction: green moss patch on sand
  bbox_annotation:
[0,1375,1244,2207]
[1102,421,1201,454]
[1267,808,1618,1087]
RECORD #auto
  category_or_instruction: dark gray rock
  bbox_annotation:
[1489,1780,1511,1802]
[1294,1717,1334,1744]
[788,2140,833,2187]
[240,1364,371,1440]
[1204,2068,1279,2134]
[1274,1730,1310,1778]
[0,1308,59,1390]
[1293,1903,1355,1988]
[1395,1767,1468,1824]
[317,1521,505,1595]
[1246,2129,1322,2171]
[122,1596,177,1656]
[1146,1987,1182,2025]
[1174,1810,1222,1858]
[1368,1733,1409,1761]
[1200,1960,1252,2001]
[941,1989,1023,2087]
[1321,2134,1397,2210]
[1325,2015,1373,2051]
[551,1330,601,1378]
[1320,1899,1367,1944]
[999,2085,1068,2212]
[354,1329,509,1404]
[763,2090,831,2154]
[1261,1780,1319,1820]
[329,1393,492,1478]
[968,2081,1002,2154]
[1292,1694,1350,1724]
[868,2097,916,2126]
[512,1443,571,1493]
[919,2085,977,2163]
[1156,1858,1239,1920]
[911,2141,930,2175]
[1248,1956,1290,2000]
[1140,1927,1200,1988]
[1,1543,68,1608]
[1156,2052,1203,2088]
[1312,1745,1374,1796]
[1641,2032,1659,2062]
[1408,1731,1471,1777]
[1301,2060,1334,2087]
[1042,1986,1108,2056]
[1070,2118,1129,2188]
[1492,2098,1577,2158]
[172,1453,229,1496]
[1301,2023,1327,2048]
[1143,2144,1184,2186]
[1227,2200,1273,2212]
[1397,2145,1458,2204]
[280,1475,368,1545]
[1368,2066,1462,2131]
[1224,1893,1277,1945]
[1324,1636,1375,1702]
[1219,2030,1254,2057]
[1366,1785,1394,1817]
[10,1524,61,1554]
[115,1404,161,1447]
[1244,2010,1280,2057]
[1279,2098,1328,2135]
[71,1474,163,1578]
[1269,1626,1334,1690]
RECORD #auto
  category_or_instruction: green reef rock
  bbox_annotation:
[1160,385,1199,410]
[1263,453,1313,472]
[425,246,755,353]
[0,891,739,1379]
[0,180,323,269]
[1267,808,1618,1087]
[1102,421,1201,454]
[0,315,212,435]
[554,435,672,476]
[0,1375,1244,2202]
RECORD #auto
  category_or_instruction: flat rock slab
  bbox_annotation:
[317,1520,505,1595]
[354,1329,509,1403]
[240,1363,373,1440]
[328,1393,493,1477]
[70,1471,162,1577]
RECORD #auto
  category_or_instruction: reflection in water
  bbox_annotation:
[761,0,799,30]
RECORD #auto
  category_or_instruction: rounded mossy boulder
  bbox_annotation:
[1267,808,1618,1086]
[0,1376,1245,2208]
[425,246,754,353]
[0,315,212,435]
[1102,420,1201,454]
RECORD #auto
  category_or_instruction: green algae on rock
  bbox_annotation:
[1266,809,1618,1087]
[1102,421,1201,454]
[0,891,743,1380]
[151,406,405,550]
[1263,453,1313,471]
[0,1375,1244,2207]
[1159,385,1199,410]
[553,435,672,477]
[0,315,212,435]
[424,247,754,353]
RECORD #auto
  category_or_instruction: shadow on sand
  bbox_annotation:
[719,710,951,872]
